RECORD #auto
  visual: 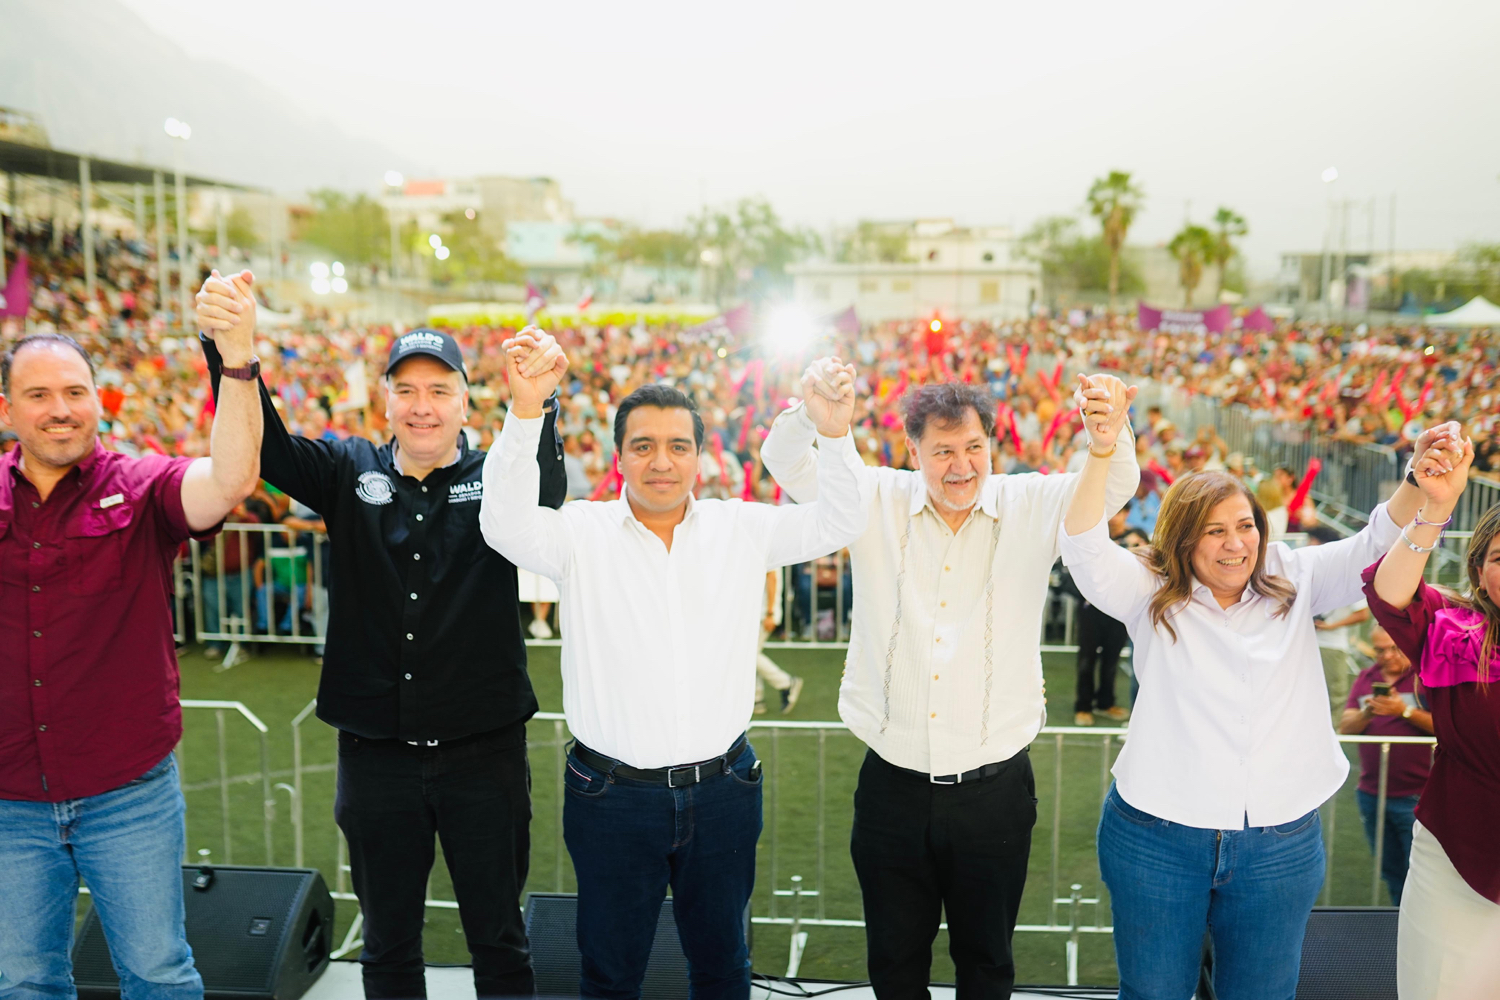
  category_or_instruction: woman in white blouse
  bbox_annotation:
[1058,379,1455,1000]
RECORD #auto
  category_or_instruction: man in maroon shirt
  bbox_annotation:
[0,270,263,1000]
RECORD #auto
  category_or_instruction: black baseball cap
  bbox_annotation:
[384,328,468,380]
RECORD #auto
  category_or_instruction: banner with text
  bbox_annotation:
[1138,301,1231,334]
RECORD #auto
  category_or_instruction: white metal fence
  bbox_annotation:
[170,702,1434,986]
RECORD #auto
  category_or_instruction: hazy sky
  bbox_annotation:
[120,0,1500,274]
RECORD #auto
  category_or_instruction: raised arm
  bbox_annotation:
[1373,429,1473,611]
[181,270,262,531]
[198,274,341,514]
[478,328,574,578]
[762,357,876,505]
[1297,423,1465,614]
[1063,373,1138,537]
[760,368,869,567]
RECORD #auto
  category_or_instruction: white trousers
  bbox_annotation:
[1397,820,1500,999]
[754,627,792,700]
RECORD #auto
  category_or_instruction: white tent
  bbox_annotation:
[1423,296,1500,327]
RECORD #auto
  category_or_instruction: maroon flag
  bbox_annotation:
[524,282,547,322]
[1241,306,1275,333]
[1138,301,1232,334]
[0,252,29,318]
[827,305,859,334]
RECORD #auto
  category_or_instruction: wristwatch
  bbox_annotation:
[221,357,261,381]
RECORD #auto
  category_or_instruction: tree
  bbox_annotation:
[1210,207,1248,299]
[1019,214,1144,305]
[1168,224,1216,306]
[836,221,913,264]
[689,197,821,304]
[298,190,390,265]
[1085,170,1145,312]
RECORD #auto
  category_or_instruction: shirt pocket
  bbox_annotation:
[65,499,134,596]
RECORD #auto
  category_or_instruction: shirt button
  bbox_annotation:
[32,585,40,593]
[421,486,428,493]
[930,712,937,719]
[404,673,412,680]
[935,636,942,643]
[32,630,41,638]
[406,633,414,640]
[940,601,947,608]
[33,542,41,549]
[413,553,421,561]
[944,565,951,572]
[415,514,424,522]
[410,593,418,600]
[34,679,42,687]
[31,501,39,508]
[933,674,940,680]
[38,724,46,732]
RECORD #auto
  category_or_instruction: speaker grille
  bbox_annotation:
[1295,908,1398,1000]
[525,893,690,1000]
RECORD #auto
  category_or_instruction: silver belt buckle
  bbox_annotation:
[930,772,960,785]
[406,739,440,747]
[668,763,701,788]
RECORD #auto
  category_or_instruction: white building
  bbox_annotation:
[789,219,1040,322]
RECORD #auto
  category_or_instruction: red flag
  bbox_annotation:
[1147,459,1175,486]
[1286,458,1322,531]
[589,455,622,501]
[0,251,30,318]
[576,286,594,312]
[741,460,758,501]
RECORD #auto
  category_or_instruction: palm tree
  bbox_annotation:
[1086,170,1145,312]
[1168,224,1215,306]
[1211,207,1248,299]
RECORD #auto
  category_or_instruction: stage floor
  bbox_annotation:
[303,959,1118,1000]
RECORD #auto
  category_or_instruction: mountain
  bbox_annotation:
[0,0,411,194]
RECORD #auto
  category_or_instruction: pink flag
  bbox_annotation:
[0,252,30,318]
[524,283,547,322]
[576,286,594,312]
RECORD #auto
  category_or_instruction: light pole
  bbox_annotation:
[1319,167,1338,320]
[384,171,403,284]
[165,118,192,331]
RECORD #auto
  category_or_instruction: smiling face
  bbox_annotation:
[1189,495,1260,602]
[0,341,102,473]
[619,405,699,514]
[384,356,467,467]
[908,409,990,514]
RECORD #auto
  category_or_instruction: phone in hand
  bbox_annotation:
[1372,682,1392,698]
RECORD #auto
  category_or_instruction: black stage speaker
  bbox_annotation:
[528,893,735,1000]
[1295,907,1399,999]
[73,866,334,1000]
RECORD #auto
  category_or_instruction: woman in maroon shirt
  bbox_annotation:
[1363,437,1500,1000]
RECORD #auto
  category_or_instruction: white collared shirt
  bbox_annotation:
[761,404,1140,776]
[1058,504,1400,828]
[479,414,866,769]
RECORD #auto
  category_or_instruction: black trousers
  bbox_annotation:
[334,722,533,1000]
[1073,602,1128,713]
[850,747,1036,1000]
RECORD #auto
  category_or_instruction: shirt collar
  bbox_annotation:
[906,472,1001,522]
[391,437,463,478]
[1190,574,1257,607]
[6,440,104,487]
[616,491,696,527]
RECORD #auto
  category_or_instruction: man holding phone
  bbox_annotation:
[1339,626,1435,904]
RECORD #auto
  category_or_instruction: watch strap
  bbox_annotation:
[221,357,261,381]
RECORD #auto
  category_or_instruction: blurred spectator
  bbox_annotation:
[1337,626,1434,905]
[1307,524,1372,714]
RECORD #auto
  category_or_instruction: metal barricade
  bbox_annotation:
[176,699,275,866]
[264,707,1431,986]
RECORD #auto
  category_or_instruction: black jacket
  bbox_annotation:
[203,336,565,740]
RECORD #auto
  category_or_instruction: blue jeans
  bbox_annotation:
[0,755,201,1000]
[1098,784,1325,1000]
[254,582,305,635]
[563,740,762,1000]
[200,573,247,651]
[1355,790,1419,905]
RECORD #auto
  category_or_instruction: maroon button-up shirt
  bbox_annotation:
[0,442,211,802]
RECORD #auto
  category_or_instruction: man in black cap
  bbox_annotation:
[196,273,566,1000]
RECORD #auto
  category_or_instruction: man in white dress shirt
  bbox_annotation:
[479,333,866,1000]
[762,367,1138,1000]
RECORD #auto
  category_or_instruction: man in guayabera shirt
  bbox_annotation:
[196,274,566,1000]
[0,274,263,1000]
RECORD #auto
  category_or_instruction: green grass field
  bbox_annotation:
[164,643,1397,989]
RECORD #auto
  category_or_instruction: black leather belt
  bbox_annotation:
[572,736,749,788]
[894,749,1023,785]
